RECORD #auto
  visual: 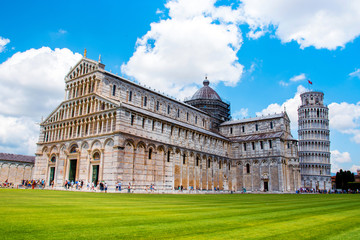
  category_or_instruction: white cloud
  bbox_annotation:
[290,73,306,82]
[0,47,82,154]
[329,102,360,143]
[156,9,164,15]
[350,165,360,173]
[122,0,244,98]
[349,69,360,79]
[0,115,39,155]
[233,108,249,119]
[0,36,10,53]
[58,29,67,35]
[279,73,307,87]
[331,150,351,163]
[256,85,307,133]
[240,0,360,50]
[279,80,289,87]
[0,47,82,118]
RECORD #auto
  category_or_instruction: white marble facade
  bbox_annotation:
[33,56,301,192]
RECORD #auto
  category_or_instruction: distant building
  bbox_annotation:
[33,55,300,192]
[298,91,331,190]
[355,170,360,183]
[0,153,34,185]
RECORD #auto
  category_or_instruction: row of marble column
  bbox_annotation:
[43,113,116,143]
[66,78,97,100]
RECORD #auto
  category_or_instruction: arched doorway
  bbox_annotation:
[68,144,79,182]
[91,152,100,186]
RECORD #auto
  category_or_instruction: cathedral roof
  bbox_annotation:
[190,78,222,101]
[0,153,35,164]
[221,113,288,126]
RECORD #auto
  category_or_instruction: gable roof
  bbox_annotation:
[0,153,35,164]
[65,57,104,81]
[221,112,287,126]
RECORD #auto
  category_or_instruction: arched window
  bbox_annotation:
[148,148,152,159]
[93,152,100,161]
[112,85,116,96]
[50,156,56,162]
[196,156,199,166]
[167,150,171,162]
[70,145,78,153]
[183,154,186,164]
[246,163,250,173]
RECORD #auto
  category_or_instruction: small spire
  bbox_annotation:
[98,54,102,63]
[84,48,87,58]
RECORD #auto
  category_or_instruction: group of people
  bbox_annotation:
[116,182,132,193]
[63,180,110,192]
[1,179,47,189]
[1,179,13,188]
[64,180,85,190]
[296,188,360,194]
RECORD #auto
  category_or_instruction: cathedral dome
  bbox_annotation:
[191,78,221,101]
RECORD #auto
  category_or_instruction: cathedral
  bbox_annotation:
[33,54,302,192]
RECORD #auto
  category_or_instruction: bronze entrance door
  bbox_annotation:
[92,165,99,187]
[264,181,269,192]
[69,160,77,182]
[49,167,55,186]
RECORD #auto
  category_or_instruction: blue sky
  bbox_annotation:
[0,0,360,173]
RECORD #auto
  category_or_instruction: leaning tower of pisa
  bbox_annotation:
[298,91,331,190]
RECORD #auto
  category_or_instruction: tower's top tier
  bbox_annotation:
[300,91,324,107]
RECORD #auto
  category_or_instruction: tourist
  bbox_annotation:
[118,182,121,191]
[128,183,131,193]
[104,182,108,193]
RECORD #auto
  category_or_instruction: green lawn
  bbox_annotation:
[1,189,359,239]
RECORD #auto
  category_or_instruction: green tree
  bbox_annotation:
[335,169,355,190]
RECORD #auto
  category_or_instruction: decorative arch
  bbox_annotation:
[69,143,79,153]
[50,154,57,163]
[90,140,101,149]
[92,150,101,161]
[157,145,165,152]
[104,138,114,147]
[81,141,89,150]
[42,146,49,153]
[147,143,156,152]
[136,141,146,149]
[124,139,135,149]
